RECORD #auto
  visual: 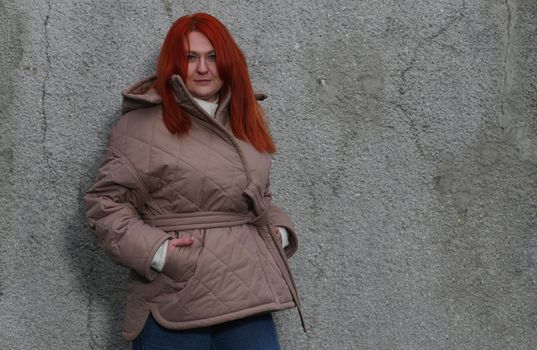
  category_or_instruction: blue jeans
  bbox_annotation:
[132,313,281,350]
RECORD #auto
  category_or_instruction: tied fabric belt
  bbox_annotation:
[142,211,260,232]
[143,181,270,231]
[141,181,307,332]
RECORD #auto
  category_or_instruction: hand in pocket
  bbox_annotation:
[162,236,197,281]
[273,226,282,246]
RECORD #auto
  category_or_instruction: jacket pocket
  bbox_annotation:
[161,231,203,285]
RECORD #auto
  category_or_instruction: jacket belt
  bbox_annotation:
[142,211,256,232]
[143,181,270,232]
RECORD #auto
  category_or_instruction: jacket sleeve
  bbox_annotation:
[263,179,298,258]
[84,146,171,281]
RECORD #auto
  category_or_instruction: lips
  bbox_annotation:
[194,79,212,84]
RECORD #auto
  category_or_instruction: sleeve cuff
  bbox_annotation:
[278,226,290,248]
[151,240,169,272]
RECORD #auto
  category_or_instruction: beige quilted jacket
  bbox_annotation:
[85,75,302,340]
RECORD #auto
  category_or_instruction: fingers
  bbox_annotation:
[273,227,282,245]
[170,237,194,247]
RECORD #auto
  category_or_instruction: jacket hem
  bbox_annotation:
[151,301,296,330]
[121,301,295,341]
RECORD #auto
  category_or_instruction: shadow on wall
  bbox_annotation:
[64,159,131,350]
[60,42,159,350]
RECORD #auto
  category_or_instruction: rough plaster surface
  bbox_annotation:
[1,0,536,349]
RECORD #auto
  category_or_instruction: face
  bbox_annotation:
[184,31,223,102]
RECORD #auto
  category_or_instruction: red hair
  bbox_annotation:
[154,13,276,154]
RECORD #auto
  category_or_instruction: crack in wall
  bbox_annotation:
[41,0,55,183]
[501,0,512,124]
[391,0,466,159]
[384,99,428,159]
[399,0,466,95]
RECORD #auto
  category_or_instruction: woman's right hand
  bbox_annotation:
[168,236,194,248]
[162,235,197,282]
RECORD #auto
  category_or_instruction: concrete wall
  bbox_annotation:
[1,0,536,349]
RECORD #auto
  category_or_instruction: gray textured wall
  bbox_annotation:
[1,0,536,349]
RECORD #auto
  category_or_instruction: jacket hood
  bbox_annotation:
[121,76,161,115]
[121,75,268,115]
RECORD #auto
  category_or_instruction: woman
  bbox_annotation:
[85,13,303,350]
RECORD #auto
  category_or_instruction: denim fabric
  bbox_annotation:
[132,313,281,350]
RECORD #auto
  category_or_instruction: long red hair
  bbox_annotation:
[154,13,276,154]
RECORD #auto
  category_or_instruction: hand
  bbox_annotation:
[163,236,195,281]
[165,236,193,262]
[169,236,194,248]
[273,226,282,245]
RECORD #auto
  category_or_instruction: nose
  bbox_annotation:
[196,57,208,74]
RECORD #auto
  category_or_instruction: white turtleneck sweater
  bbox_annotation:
[151,97,289,271]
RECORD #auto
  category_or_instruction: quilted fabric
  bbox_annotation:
[85,75,300,340]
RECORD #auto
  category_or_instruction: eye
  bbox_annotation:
[187,53,197,62]
[208,53,216,62]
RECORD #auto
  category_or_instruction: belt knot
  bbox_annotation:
[243,181,268,228]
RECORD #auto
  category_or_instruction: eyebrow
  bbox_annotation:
[187,50,216,55]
